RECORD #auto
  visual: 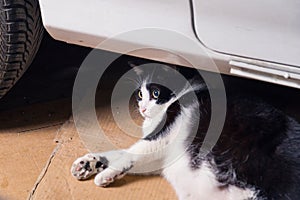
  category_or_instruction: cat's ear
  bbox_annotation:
[128,61,144,75]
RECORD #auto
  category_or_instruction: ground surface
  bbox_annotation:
[0,33,299,200]
[0,34,176,200]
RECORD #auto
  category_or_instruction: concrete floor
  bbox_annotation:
[0,33,300,200]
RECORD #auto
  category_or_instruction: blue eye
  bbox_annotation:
[152,89,160,99]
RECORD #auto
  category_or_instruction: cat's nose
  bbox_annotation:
[141,108,146,113]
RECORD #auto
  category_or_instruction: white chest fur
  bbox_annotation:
[156,106,255,200]
[141,103,256,200]
[163,157,255,200]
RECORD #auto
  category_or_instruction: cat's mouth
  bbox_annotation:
[140,112,151,119]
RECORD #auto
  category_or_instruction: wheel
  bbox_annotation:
[0,0,44,98]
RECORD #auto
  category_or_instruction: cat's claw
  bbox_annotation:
[71,154,108,180]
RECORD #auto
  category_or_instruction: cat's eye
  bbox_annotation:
[152,89,160,99]
[138,90,143,99]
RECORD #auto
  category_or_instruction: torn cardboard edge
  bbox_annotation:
[27,119,74,200]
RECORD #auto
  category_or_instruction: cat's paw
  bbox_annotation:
[94,168,126,187]
[71,154,108,180]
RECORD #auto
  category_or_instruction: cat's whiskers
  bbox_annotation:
[124,76,143,89]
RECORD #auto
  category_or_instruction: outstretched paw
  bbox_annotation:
[94,168,127,187]
[71,154,108,180]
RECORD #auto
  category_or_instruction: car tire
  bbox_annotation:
[0,0,44,98]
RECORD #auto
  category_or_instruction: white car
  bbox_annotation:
[1,0,299,98]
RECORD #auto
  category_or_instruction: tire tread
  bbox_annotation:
[0,0,44,98]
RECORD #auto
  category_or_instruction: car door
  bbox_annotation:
[191,0,300,67]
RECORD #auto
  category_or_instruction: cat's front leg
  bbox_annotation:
[93,139,165,187]
[72,139,165,186]
[93,156,134,187]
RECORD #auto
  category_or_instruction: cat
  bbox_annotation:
[71,62,300,200]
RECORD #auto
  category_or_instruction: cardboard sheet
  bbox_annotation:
[29,119,176,200]
[0,99,71,200]
[1,93,177,200]
[0,126,60,200]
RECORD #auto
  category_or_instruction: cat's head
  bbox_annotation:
[134,81,175,118]
[129,61,188,119]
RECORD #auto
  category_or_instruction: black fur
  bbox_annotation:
[209,97,300,199]
[146,83,175,104]
[143,100,181,141]
[130,61,300,199]
[95,156,109,170]
[184,87,300,199]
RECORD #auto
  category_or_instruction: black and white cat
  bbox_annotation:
[71,62,300,200]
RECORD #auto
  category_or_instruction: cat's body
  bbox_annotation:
[71,63,300,200]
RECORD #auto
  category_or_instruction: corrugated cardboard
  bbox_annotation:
[0,99,71,200]
[29,118,176,200]
[0,126,60,200]
[0,97,176,200]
